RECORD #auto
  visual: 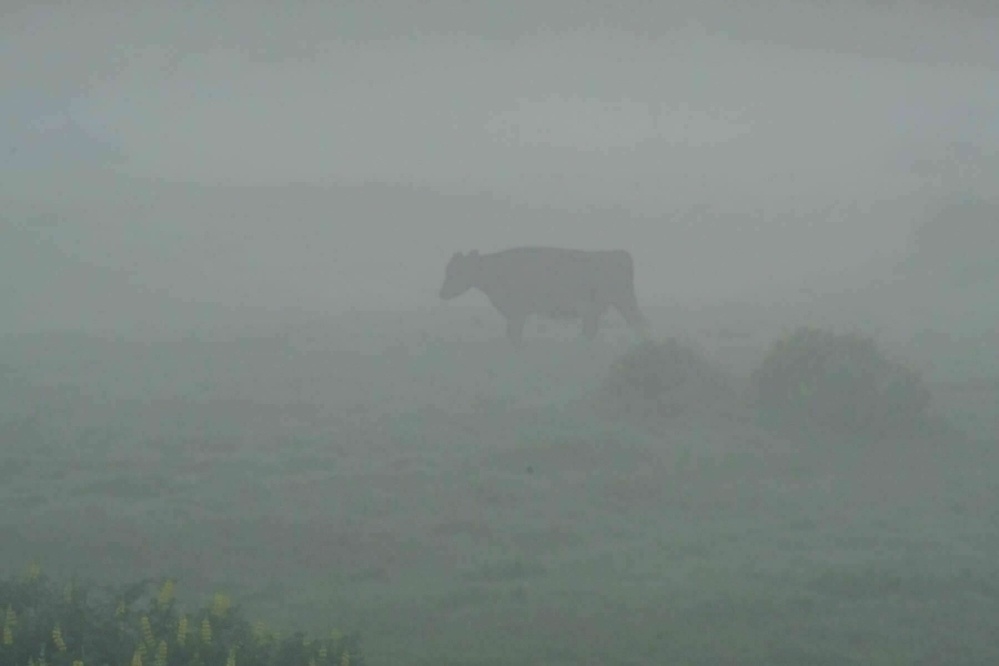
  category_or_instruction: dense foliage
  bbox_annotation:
[750,326,932,436]
[0,564,362,666]
[599,338,733,420]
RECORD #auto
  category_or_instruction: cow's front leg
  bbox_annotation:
[505,315,526,346]
[580,311,601,341]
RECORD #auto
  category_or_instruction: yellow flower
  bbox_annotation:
[340,650,350,666]
[140,616,155,647]
[3,606,15,646]
[200,617,212,644]
[176,615,188,646]
[251,620,268,644]
[211,593,231,618]
[156,580,175,608]
[52,624,67,652]
[226,647,237,666]
[154,640,168,666]
[131,649,143,666]
[24,561,41,583]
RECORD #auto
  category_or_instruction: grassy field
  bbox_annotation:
[1,305,997,665]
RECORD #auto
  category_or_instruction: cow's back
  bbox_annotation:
[479,247,636,317]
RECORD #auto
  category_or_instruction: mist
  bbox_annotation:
[2,2,998,664]
[4,0,998,332]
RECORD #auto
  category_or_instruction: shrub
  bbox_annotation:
[0,563,363,666]
[597,338,733,420]
[750,326,932,436]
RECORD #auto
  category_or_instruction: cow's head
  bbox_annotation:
[439,250,480,300]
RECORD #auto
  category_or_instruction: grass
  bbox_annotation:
[1,308,998,665]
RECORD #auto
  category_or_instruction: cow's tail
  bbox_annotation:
[620,252,651,337]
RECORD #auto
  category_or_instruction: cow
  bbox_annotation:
[438,246,650,344]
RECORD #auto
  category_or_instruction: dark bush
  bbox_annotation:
[598,338,733,420]
[750,326,932,436]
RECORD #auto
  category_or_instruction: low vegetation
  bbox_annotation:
[749,326,933,437]
[596,338,735,420]
[0,563,363,666]
[3,316,992,664]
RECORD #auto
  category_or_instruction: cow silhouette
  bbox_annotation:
[439,247,650,344]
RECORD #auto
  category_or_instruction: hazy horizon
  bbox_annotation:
[3,1,997,333]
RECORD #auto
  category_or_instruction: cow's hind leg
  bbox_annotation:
[615,298,651,338]
[580,311,602,341]
[505,315,526,346]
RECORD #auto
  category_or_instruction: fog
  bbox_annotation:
[2,2,998,664]
[4,1,998,331]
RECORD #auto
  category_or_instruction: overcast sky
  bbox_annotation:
[2,1,997,331]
